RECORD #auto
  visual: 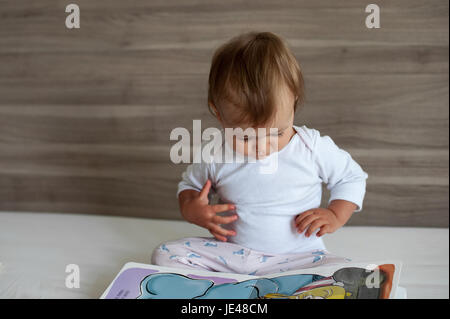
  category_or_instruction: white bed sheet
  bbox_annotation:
[0,211,448,299]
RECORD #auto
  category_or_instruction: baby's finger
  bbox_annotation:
[295,210,315,224]
[297,214,320,233]
[199,179,211,199]
[213,214,238,225]
[212,203,236,213]
[209,223,236,237]
[305,220,327,237]
[210,231,227,242]
[317,225,332,237]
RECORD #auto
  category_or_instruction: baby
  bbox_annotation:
[151,32,368,276]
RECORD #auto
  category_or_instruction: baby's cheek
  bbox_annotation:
[265,137,278,154]
[269,139,278,153]
[236,140,257,157]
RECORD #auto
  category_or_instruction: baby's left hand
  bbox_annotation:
[295,208,342,237]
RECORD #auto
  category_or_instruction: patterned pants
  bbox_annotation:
[151,236,351,276]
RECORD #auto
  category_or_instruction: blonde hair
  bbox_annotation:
[208,31,304,127]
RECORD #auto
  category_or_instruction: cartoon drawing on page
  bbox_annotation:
[101,262,400,299]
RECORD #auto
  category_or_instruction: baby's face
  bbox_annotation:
[221,88,296,160]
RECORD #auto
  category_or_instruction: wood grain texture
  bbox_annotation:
[0,0,448,227]
[0,0,448,53]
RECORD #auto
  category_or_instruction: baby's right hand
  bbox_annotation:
[179,180,238,242]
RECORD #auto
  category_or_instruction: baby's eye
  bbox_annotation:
[278,131,284,137]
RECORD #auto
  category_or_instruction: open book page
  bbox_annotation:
[101,260,402,299]
[259,260,402,299]
[101,262,258,299]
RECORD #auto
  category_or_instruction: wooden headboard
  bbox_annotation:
[0,0,448,227]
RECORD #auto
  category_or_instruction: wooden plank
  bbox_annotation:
[350,149,449,185]
[0,73,447,149]
[0,106,217,145]
[344,184,449,227]
[0,173,183,219]
[0,0,448,53]
[0,146,447,183]
[297,73,449,149]
[0,172,447,226]
[0,45,447,81]
[0,50,447,105]
[0,143,448,226]
[0,145,174,178]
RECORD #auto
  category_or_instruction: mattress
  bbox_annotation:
[0,211,448,299]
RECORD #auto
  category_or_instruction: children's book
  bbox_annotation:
[101,260,402,299]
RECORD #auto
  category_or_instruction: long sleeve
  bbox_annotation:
[311,129,368,212]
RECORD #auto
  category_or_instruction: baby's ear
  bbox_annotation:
[209,103,222,121]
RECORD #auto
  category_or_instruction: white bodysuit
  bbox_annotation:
[175,125,368,255]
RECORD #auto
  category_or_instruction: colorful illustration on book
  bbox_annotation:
[103,263,396,299]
